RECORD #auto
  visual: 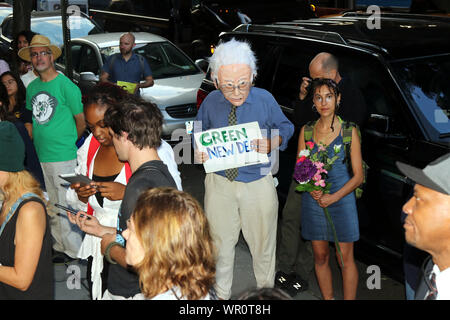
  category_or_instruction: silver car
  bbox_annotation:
[55,32,205,141]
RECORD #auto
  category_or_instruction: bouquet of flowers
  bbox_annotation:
[294,141,344,266]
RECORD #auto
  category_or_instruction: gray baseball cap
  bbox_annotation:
[396,153,450,195]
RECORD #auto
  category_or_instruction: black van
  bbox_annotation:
[196,12,450,280]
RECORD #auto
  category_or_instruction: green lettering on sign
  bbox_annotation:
[212,131,222,144]
[200,132,212,147]
[236,128,248,140]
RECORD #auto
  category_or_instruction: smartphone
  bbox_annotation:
[58,173,94,187]
[54,204,91,220]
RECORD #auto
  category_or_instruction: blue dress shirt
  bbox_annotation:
[195,87,294,183]
[102,53,152,83]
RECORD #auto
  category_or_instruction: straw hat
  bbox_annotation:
[18,34,62,62]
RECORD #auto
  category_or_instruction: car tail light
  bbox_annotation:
[197,89,209,109]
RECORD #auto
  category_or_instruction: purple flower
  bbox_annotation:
[293,158,317,183]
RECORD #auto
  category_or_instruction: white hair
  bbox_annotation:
[209,38,258,82]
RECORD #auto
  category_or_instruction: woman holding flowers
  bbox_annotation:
[296,78,364,300]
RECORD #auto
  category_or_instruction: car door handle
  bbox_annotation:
[365,129,410,151]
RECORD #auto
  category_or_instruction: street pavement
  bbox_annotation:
[54,163,405,300]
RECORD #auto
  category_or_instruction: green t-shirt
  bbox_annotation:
[26,73,83,162]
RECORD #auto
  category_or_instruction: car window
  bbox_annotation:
[220,33,282,90]
[57,44,82,72]
[338,51,412,136]
[1,17,12,39]
[30,16,102,46]
[270,43,314,108]
[134,42,199,79]
[71,44,82,73]
[0,8,12,25]
[99,45,120,61]
[339,55,397,117]
[391,55,450,144]
[79,45,99,74]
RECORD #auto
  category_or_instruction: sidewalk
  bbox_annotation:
[53,233,405,300]
[54,259,90,300]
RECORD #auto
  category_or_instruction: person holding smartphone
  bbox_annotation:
[65,83,181,300]
[66,83,129,300]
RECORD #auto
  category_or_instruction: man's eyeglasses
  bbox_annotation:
[219,80,251,93]
[30,51,52,59]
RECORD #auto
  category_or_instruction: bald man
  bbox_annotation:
[100,32,154,95]
[294,52,367,128]
[275,52,367,296]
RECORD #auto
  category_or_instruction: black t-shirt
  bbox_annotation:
[107,160,177,297]
[13,103,32,124]
[293,77,368,129]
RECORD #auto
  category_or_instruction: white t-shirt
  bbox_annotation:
[20,69,38,88]
[0,59,10,76]
[433,264,450,300]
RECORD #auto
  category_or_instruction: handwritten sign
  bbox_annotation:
[194,121,269,173]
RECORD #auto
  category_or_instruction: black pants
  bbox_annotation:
[277,180,314,278]
[86,256,110,300]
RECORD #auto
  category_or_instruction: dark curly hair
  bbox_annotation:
[310,78,341,132]
[103,95,163,150]
[12,30,37,58]
[83,82,129,108]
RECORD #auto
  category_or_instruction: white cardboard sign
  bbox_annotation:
[194,121,269,173]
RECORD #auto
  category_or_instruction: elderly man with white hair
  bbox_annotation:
[194,38,294,299]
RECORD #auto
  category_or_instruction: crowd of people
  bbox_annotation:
[0,31,448,301]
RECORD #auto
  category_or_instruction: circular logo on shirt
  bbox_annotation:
[31,91,58,124]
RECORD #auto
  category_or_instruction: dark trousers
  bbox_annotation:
[277,180,314,278]
[86,256,110,300]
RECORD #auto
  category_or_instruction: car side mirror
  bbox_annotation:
[195,59,209,73]
[80,72,98,82]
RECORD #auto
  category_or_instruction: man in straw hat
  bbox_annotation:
[397,153,450,300]
[18,35,86,262]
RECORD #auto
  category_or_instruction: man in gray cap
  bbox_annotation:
[397,153,450,300]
